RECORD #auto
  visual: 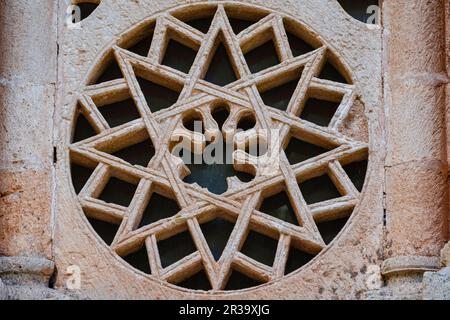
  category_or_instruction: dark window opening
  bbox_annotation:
[284,247,315,275]
[127,32,154,57]
[136,76,181,113]
[183,112,204,133]
[98,177,137,207]
[299,174,341,205]
[300,98,340,127]
[185,17,214,34]
[240,230,278,267]
[98,98,141,128]
[204,42,238,86]
[317,217,349,245]
[112,139,155,167]
[158,231,197,268]
[76,2,99,21]
[211,105,230,130]
[71,163,94,194]
[260,77,300,111]
[259,191,299,226]
[200,217,235,261]
[244,40,280,74]
[225,270,262,290]
[285,137,332,165]
[72,110,97,143]
[343,160,368,192]
[87,217,118,246]
[177,269,212,291]
[237,114,256,131]
[286,30,315,57]
[319,61,349,84]
[92,57,123,85]
[337,0,380,24]
[162,39,198,74]
[122,245,152,274]
[228,18,255,35]
[138,192,180,229]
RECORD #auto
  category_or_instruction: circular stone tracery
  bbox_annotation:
[69,2,369,292]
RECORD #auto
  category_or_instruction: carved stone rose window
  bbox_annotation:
[69,2,368,292]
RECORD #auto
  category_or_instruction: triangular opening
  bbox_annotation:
[259,77,301,111]
[98,97,141,128]
[259,191,299,226]
[300,98,341,127]
[98,177,137,207]
[317,217,349,245]
[343,160,368,192]
[158,230,197,268]
[136,76,181,112]
[319,61,348,84]
[71,163,94,194]
[185,17,214,34]
[112,139,155,167]
[299,174,341,205]
[77,2,99,21]
[122,245,152,274]
[285,136,332,165]
[245,40,280,74]
[204,42,238,86]
[87,217,119,246]
[200,217,235,261]
[162,39,198,74]
[284,247,315,275]
[286,31,315,57]
[177,269,212,291]
[127,33,154,57]
[72,110,97,143]
[225,270,262,290]
[228,18,256,35]
[93,57,123,85]
[240,230,278,267]
[138,192,180,228]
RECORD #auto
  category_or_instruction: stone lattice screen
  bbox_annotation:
[55,0,383,299]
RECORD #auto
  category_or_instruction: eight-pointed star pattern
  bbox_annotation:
[69,4,368,291]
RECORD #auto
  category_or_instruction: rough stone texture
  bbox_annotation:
[442,242,450,267]
[423,268,450,300]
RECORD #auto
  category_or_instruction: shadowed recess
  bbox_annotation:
[98,177,137,207]
[162,39,198,74]
[93,57,123,85]
[337,0,380,23]
[204,42,238,86]
[98,98,141,128]
[237,114,256,131]
[300,98,340,127]
[73,110,97,143]
[245,40,280,74]
[138,192,180,228]
[87,217,118,246]
[177,269,212,291]
[299,174,341,205]
[158,231,197,268]
[260,77,300,111]
[285,137,331,165]
[71,163,94,194]
[284,247,315,275]
[183,112,204,133]
[136,77,181,112]
[112,139,155,167]
[225,270,262,290]
[211,105,230,130]
[241,230,278,267]
[228,18,256,35]
[317,217,349,245]
[259,191,299,226]
[319,61,348,84]
[200,217,235,261]
[77,2,99,21]
[343,160,368,192]
[286,31,315,57]
[122,245,152,274]
[127,32,154,57]
[185,17,214,34]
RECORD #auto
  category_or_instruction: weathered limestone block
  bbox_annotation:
[442,242,450,267]
[423,268,450,300]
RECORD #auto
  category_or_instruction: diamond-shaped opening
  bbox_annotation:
[299,174,342,205]
[182,110,205,134]
[71,163,95,194]
[245,40,280,74]
[138,192,181,229]
[112,139,155,167]
[343,160,368,192]
[158,230,197,268]
[317,217,350,245]
[136,76,181,113]
[204,40,239,86]
[177,269,212,291]
[98,97,141,128]
[285,136,332,165]
[225,270,262,290]
[76,2,99,21]
[237,113,256,131]
[285,29,315,57]
[98,177,137,207]
[185,17,214,34]
[92,55,123,85]
[211,104,230,130]
[162,39,198,74]
[240,230,278,267]
[284,246,315,275]
[337,0,380,24]
[122,244,152,274]
[319,60,349,84]
[259,190,299,226]
[300,97,341,127]
[72,109,97,143]
[259,77,301,111]
[126,32,154,57]
[200,216,235,261]
[87,217,118,246]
